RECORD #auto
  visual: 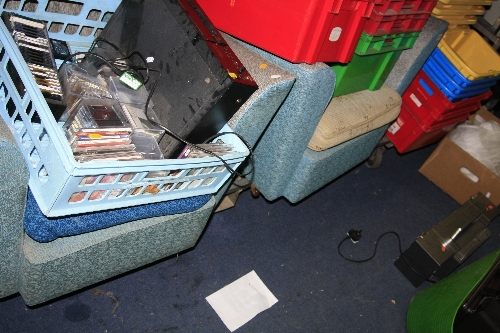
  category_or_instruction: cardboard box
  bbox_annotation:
[419,108,500,206]
[214,177,251,213]
[215,189,244,213]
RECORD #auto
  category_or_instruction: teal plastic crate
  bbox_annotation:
[355,31,420,56]
[331,50,404,97]
[0,1,249,217]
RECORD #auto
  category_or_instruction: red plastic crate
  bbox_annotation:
[364,0,436,35]
[364,12,431,35]
[405,70,493,121]
[403,93,470,128]
[372,0,437,15]
[386,103,466,153]
[197,0,375,64]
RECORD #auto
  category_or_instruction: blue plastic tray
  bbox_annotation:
[422,62,491,102]
[428,48,498,91]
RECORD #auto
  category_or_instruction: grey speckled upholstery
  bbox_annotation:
[19,198,215,305]
[224,34,295,147]
[0,119,29,298]
[0,35,294,305]
[239,42,337,201]
[215,34,295,205]
[284,126,388,203]
[385,16,449,95]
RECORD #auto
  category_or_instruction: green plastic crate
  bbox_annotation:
[331,50,404,97]
[355,31,421,56]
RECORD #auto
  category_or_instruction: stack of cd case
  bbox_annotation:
[63,99,163,162]
[178,142,236,159]
[1,12,63,102]
[107,76,165,140]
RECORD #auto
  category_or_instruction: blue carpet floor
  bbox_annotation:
[1,143,499,333]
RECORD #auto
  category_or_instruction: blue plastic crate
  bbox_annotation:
[428,49,496,93]
[422,62,491,102]
[0,1,249,217]
[424,61,492,97]
[425,48,498,94]
[431,48,499,88]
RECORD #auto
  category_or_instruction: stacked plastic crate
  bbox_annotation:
[197,0,437,95]
[386,0,500,153]
[197,0,377,65]
[431,0,491,26]
[332,0,437,97]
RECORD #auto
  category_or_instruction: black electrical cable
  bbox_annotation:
[89,37,123,56]
[60,49,148,85]
[203,131,255,177]
[90,38,150,83]
[102,49,150,84]
[338,231,437,284]
[59,51,124,76]
[114,49,150,83]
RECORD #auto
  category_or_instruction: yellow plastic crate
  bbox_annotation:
[432,14,478,25]
[432,2,486,15]
[438,27,500,80]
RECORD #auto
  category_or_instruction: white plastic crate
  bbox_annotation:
[0,0,249,217]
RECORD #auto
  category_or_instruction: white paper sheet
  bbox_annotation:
[206,270,278,332]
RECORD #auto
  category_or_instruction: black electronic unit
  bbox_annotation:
[94,0,258,158]
[395,193,500,287]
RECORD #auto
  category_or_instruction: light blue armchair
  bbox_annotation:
[243,16,449,203]
[241,43,392,203]
[0,35,295,306]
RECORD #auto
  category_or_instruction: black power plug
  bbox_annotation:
[347,229,362,243]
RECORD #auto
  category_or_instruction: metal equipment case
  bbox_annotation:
[395,193,499,287]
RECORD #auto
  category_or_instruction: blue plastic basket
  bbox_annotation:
[0,1,249,217]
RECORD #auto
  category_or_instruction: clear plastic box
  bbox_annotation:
[107,75,164,137]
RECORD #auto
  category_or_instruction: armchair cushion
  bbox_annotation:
[284,126,388,203]
[308,85,401,151]
[24,190,211,242]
